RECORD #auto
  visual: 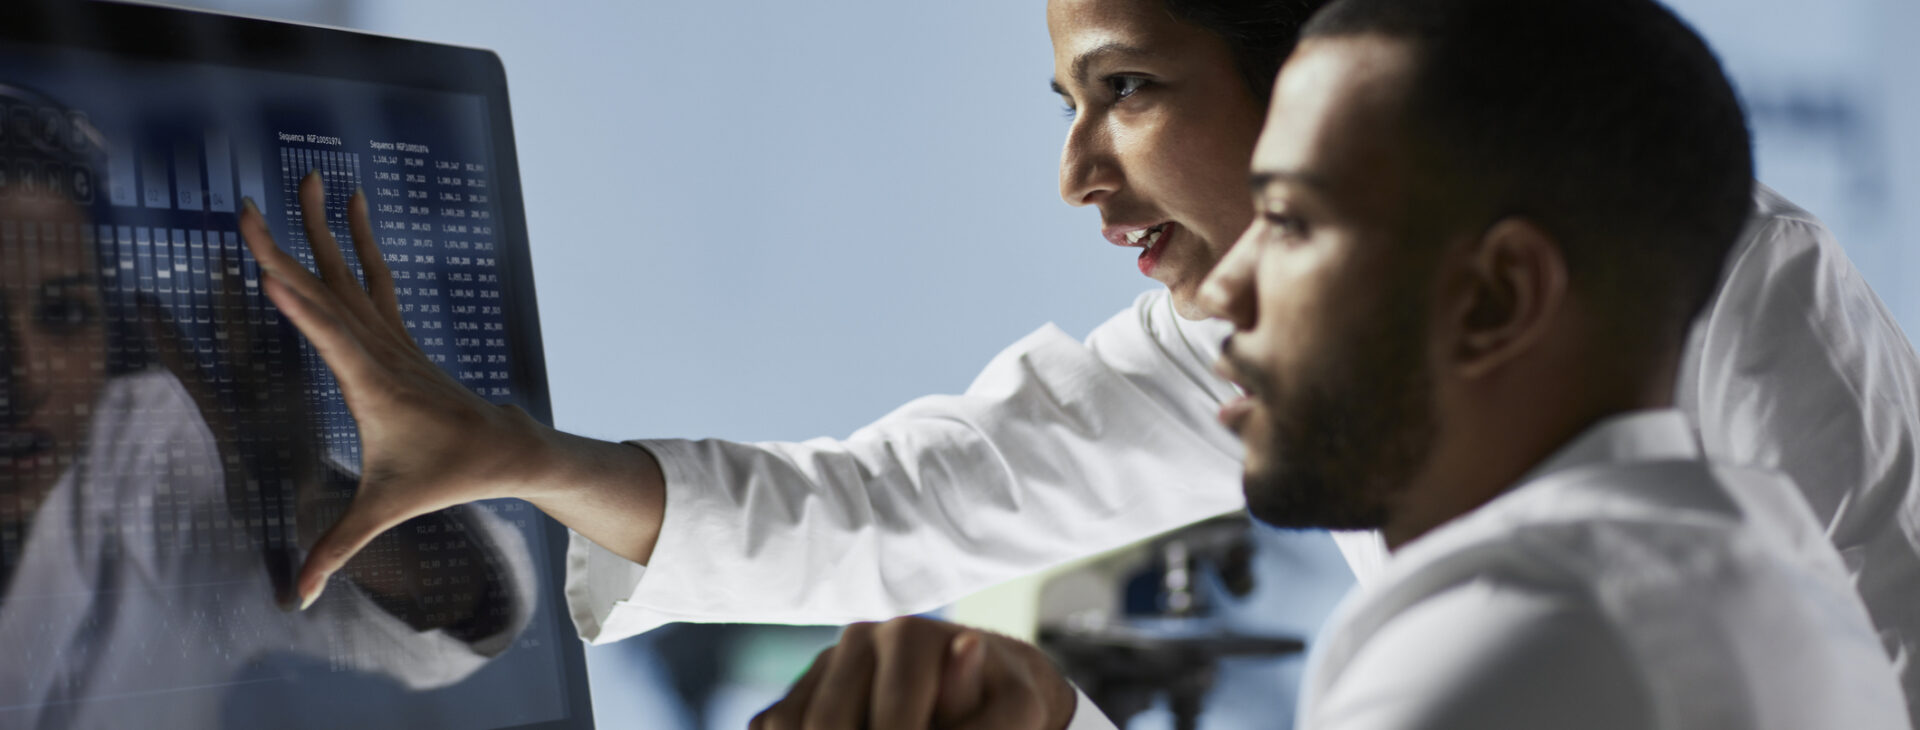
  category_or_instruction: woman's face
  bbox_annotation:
[1049,0,1268,319]
[0,195,107,517]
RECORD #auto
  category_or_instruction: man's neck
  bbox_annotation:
[1381,388,1674,552]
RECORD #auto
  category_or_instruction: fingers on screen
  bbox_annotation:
[296,492,404,611]
[240,195,384,372]
[296,171,387,330]
[259,268,378,391]
[347,188,410,339]
[238,197,342,313]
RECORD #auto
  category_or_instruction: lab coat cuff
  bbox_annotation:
[562,439,701,644]
[1062,685,1120,730]
[563,528,649,644]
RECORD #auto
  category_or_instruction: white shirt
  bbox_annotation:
[1067,411,1907,730]
[1312,410,1905,729]
[566,184,1920,718]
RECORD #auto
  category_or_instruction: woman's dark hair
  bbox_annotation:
[1160,0,1333,101]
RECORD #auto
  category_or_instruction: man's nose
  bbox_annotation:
[1059,117,1120,207]
[1198,232,1259,329]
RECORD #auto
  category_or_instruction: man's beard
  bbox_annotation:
[1230,297,1437,531]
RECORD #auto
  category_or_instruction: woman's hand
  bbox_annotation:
[239,171,661,610]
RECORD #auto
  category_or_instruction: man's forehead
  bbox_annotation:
[1252,35,1417,195]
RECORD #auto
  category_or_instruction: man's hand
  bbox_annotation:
[751,616,1079,730]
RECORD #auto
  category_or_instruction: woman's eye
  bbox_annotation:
[37,296,98,335]
[1107,75,1147,100]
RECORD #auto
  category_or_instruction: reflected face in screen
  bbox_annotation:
[1049,0,1268,319]
[0,193,107,521]
[0,17,558,716]
[1206,37,1439,530]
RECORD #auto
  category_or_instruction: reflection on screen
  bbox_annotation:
[0,39,567,730]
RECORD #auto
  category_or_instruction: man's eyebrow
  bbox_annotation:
[1049,42,1154,94]
[1249,170,1332,194]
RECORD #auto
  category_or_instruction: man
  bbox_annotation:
[747,0,1910,727]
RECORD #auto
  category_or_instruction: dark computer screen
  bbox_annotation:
[0,2,589,728]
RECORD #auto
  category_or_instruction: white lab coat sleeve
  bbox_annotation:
[1301,580,1652,730]
[1675,184,1920,709]
[566,290,1249,643]
[1062,685,1122,730]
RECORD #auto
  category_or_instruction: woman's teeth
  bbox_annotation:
[1126,223,1168,247]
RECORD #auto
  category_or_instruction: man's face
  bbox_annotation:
[1048,0,1268,319]
[0,194,107,517]
[1202,36,1440,530]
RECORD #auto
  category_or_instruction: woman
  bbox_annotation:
[244,0,1920,714]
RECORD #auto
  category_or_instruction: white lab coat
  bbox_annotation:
[565,184,1920,719]
[1068,410,1908,730]
[0,371,535,730]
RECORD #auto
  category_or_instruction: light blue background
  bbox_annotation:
[143,0,1920,727]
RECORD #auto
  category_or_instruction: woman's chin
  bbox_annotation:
[1168,283,1213,321]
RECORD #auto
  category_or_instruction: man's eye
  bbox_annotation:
[1107,75,1147,100]
[1262,213,1309,240]
[37,297,98,335]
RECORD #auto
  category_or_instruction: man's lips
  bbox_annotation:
[1218,393,1257,432]
[1213,341,1258,431]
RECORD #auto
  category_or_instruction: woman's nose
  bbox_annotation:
[0,319,44,426]
[1059,117,1121,207]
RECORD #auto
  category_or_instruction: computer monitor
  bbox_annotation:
[0,2,591,727]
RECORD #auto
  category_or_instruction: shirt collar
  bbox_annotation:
[1515,408,1699,486]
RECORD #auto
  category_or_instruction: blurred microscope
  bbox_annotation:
[1036,514,1304,730]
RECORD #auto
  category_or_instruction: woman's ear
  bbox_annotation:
[1448,218,1568,380]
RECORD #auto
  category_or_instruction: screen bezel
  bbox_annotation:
[0,2,586,728]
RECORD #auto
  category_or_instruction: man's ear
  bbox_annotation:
[1448,218,1568,380]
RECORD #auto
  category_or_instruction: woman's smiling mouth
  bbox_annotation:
[1104,221,1176,276]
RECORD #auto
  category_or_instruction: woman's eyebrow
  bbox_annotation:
[1051,42,1154,93]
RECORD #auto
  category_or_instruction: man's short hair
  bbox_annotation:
[1303,0,1753,362]
[1161,0,1334,101]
